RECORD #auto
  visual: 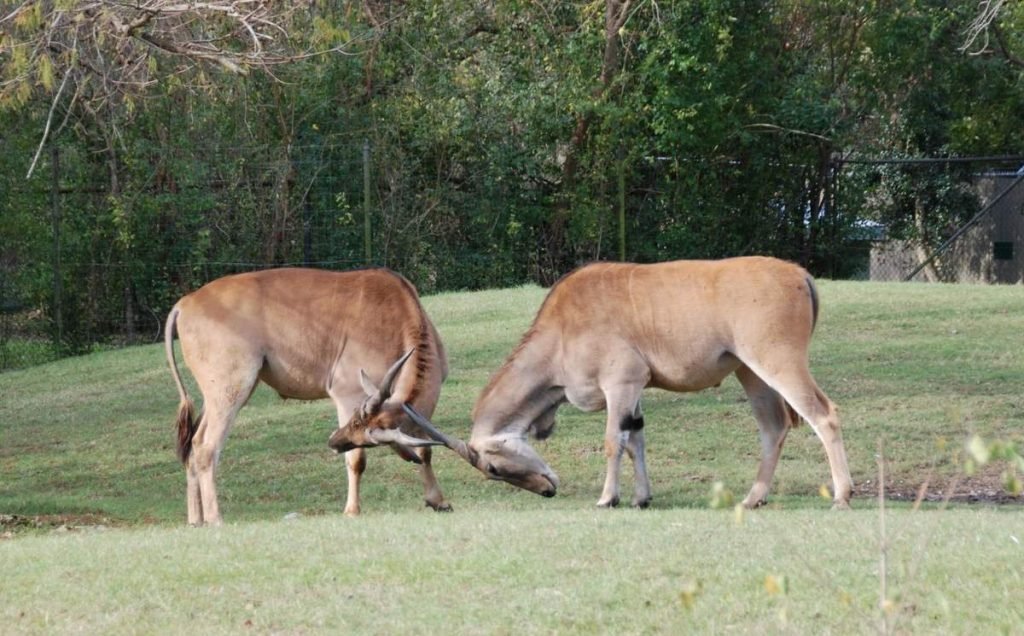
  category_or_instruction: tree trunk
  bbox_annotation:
[266,157,294,265]
[266,84,296,265]
[544,0,632,283]
[106,133,136,340]
[912,199,941,282]
[803,144,834,268]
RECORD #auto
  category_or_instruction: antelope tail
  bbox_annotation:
[805,275,820,332]
[785,402,802,429]
[165,307,198,464]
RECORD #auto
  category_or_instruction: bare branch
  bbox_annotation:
[0,2,33,27]
[961,0,1007,55]
[2,0,363,171]
[5,1,356,100]
[26,61,73,179]
[745,123,833,144]
[135,30,246,74]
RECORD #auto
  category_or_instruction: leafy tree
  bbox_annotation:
[847,0,1024,279]
[4,0,1024,357]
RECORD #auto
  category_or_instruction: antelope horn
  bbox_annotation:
[377,348,416,400]
[401,403,479,467]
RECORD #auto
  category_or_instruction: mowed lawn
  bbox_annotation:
[1,279,1023,633]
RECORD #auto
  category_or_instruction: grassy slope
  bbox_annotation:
[6,280,1021,522]
[2,280,1023,633]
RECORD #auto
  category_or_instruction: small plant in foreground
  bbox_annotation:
[708,481,734,509]
[965,434,1024,496]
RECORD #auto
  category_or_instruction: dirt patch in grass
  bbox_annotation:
[0,513,120,539]
[853,469,1023,505]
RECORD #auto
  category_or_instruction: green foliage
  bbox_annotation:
[3,1,1024,352]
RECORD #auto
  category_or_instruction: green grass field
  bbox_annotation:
[2,280,1023,633]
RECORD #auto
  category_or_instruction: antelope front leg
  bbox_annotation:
[597,386,646,508]
[598,427,627,508]
[343,448,366,517]
[624,426,652,508]
[417,447,453,512]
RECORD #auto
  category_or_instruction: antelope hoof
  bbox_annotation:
[596,496,620,509]
[742,498,768,510]
[831,500,851,511]
[632,497,652,509]
[427,500,453,513]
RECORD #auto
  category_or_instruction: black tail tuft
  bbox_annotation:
[176,401,199,464]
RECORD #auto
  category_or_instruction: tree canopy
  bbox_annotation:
[2,0,1022,350]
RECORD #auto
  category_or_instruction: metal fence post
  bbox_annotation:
[363,139,372,264]
[618,151,626,262]
[50,143,62,351]
[303,194,313,266]
[827,156,838,278]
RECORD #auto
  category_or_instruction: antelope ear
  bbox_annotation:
[359,394,384,420]
[377,348,416,400]
[359,369,379,397]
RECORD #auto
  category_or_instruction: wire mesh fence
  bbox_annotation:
[0,137,541,370]
[2,147,1022,372]
[866,170,1024,283]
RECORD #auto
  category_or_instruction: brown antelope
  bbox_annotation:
[164,267,450,526]
[406,256,853,510]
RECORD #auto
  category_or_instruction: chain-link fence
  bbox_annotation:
[3,149,1022,372]
[1,136,548,371]
[868,172,1024,283]
[843,157,1024,284]
[2,139,360,370]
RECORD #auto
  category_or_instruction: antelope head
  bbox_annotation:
[402,404,560,497]
[327,348,445,460]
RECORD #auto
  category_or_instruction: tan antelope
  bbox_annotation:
[406,256,853,510]
[164,267,450,526]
